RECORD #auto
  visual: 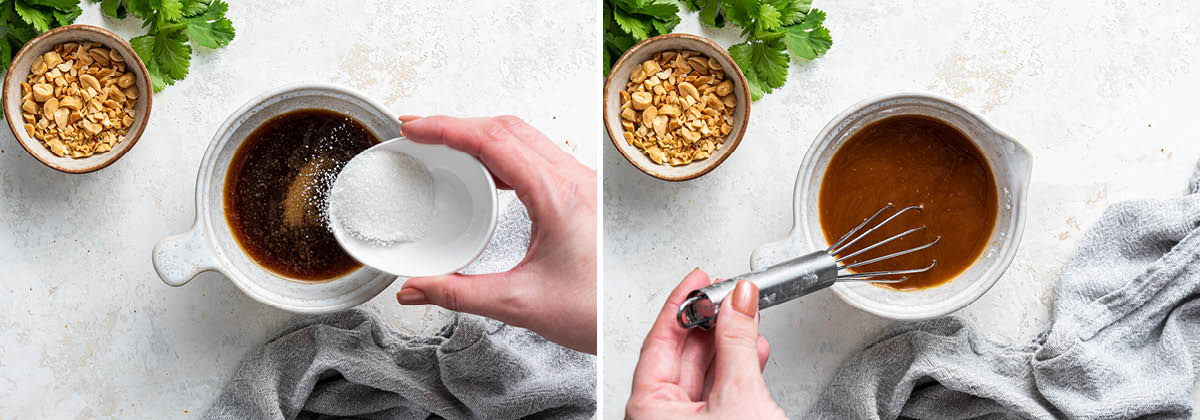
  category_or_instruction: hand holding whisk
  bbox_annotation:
[677,203,941,329]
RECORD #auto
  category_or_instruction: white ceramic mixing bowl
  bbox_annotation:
[153,84,407,313]
[750,92,1033,320]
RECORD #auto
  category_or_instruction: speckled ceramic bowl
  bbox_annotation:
[603,33,750,181]
[152,84,400,314]
[2,25,152,173]
[750,92,1032,320]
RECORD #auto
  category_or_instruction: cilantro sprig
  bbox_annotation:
[1,0,84,71]
[603,0,680,76]
[90,0,234,92]
[684,0,831,100]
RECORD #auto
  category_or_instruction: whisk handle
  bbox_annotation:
[677,251,838,329]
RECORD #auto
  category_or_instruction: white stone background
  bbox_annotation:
[0,1,597,418]
[603,0,1200,417]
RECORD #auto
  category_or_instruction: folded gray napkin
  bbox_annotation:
[203,309,596,420]
[203,198,595,420]
[809,158,1200,419]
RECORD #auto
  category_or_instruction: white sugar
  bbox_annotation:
[327,150,434,245]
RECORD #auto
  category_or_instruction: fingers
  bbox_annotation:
[678,329,715,401]
[401,114,576,166]
[758,335,770,372]
[397,272,517,322]
[710,280,769,396]
[631,268,712,390]
[487,115,577,166]
[397,115,419,139]
[401,116,553,196]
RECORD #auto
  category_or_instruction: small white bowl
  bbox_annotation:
[750,92,1033,320]
[330,138,498,277]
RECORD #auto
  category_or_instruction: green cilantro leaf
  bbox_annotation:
[179,0,205,16]
[757,3,780,31]
[13,0,53,32]
[630,0,680,20]
[1,0,83,119]
[649,13,679,36]
[719,0,755,29]
[155,29,190,81]
[603,1,636,75]
[130,34,166,91]
[773,0,807,25]
[197,0,222,14]
[799,7,824,30]
[602,0,681,75]
[125,0,154,20]
[783,9,831,60]
[24,0,81,11]
[754,41,789,89]
[605,0,830,101]
[728,43,764,100]
[611,0,679,39]
[153,0,182,22]
[730,40,788,100]
[91,0,235,91]
[603,28,636,76]
[0,39,12,70]
[697,0,724,27]
[52,6,79,25]
[132,30,190,91]
[6,21,39,45]
[611,6,650,40]
[99,0,126,18]
[185,0,233,48]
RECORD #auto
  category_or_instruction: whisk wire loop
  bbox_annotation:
[827,204,892,252]
[837,261,938,281]
[828,204,925,255]
[835,226,927,263]
[829,203,939,281]
[841,235,941,270]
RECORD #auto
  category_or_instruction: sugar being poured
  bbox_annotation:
[327,150,434,245]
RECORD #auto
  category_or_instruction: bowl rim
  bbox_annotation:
[330,137,500,278]
[602,32,751,182]
[794,91,1033,320]
[2,24,153,174]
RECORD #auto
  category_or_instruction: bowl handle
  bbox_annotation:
[152,223,219,287]
[750,235,804,272]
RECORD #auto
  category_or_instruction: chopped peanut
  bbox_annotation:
[22,42,139,158]
[618,50,737,166]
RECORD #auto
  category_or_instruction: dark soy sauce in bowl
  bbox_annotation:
[224,109,379,282]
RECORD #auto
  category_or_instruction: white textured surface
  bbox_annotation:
[0,1,596,418]
[603,1,1200,417]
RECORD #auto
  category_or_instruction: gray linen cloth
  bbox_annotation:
[203,310,596,420]
[204,198,596,420]
[809,159,1200,419]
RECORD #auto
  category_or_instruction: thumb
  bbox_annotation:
[397,273,515,320]
[709,279,768,398]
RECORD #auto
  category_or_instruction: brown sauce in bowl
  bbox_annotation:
[224,109,378,282]
[818,115,997,290]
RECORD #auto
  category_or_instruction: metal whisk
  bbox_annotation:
[677,204,941,329]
